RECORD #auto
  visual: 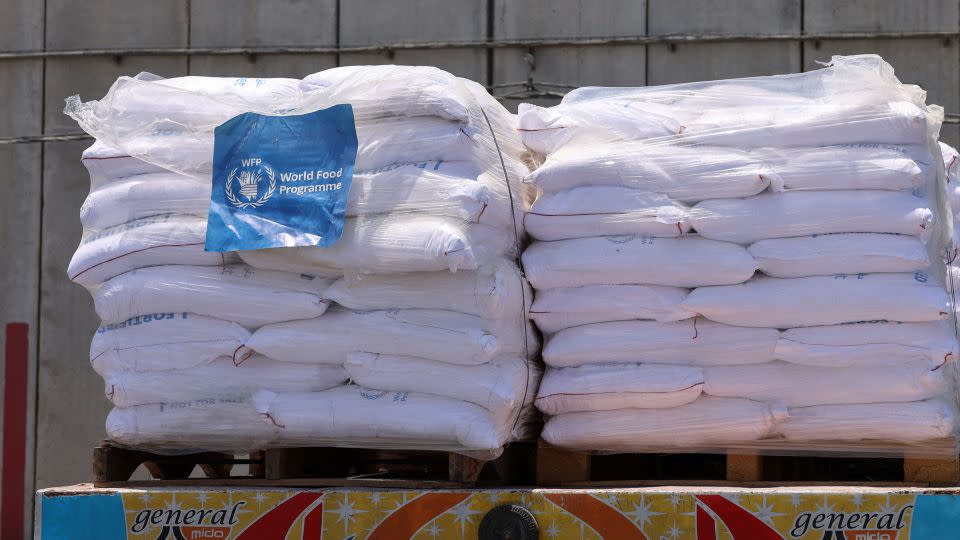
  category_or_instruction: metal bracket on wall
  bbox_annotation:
[2,31,959,59]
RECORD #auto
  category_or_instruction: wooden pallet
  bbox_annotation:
[92,441,536,488]
[535,440,960,487]
[93,441,264,485]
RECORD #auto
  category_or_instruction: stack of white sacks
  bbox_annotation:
[519,55,959,453]
[67,66,540,456]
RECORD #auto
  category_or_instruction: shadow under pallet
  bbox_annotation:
[92,441,537,488]
[535,438,960,487]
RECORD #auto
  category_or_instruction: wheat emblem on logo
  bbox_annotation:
[226,165,276,209]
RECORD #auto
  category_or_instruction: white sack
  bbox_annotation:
[302,65,473,122]
[690,191,935,245]
[535,363,704,415]
[351,161,491,222]
[82,141,167,186]
[779,399,955,443]
[254,386,507,451]
[154,75,303,96]
[762,144,929,191]
[109,131,213,177]
[93,264,332,327]
[543,319,779,367]
[105,355,348,408]
[354,160,526,229]
[240,215,512,275]
[524,143,769,201]
[90,313,249,375]
[81,173,210,230]
[107,75,304,126]
[541,396,776,451]
[561,80,812,112]
[552,73,930,146]
[749,233,929,278]
[776,321,957,370]
[704,361,946,407]
[325,260,530,320]
[68,215,237,286]
[106,397,276,451]
[680,273,950,328]
[685,99,929,148]
[524,187,691,241]
[344,353,537,415]
[530,284,689,334]
[353,116,475,170]
[522,235,757,289]
[247,308,534,365]
[517,101,682,154]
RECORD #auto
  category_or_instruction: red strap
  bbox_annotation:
[2,323,29,540]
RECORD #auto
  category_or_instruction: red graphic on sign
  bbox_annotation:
[543,493,649,539]
[235,492,322,539]
[367,492,472,540]
[697,504,718,540]
[302,502,325,538]
[696,495,784,539]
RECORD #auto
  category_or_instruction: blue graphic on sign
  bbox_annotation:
[41,493,126,539]
[910,494,960,538]
[205,105,359,252]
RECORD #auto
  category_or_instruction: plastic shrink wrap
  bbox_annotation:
[65,67,540,457]
[522,55,959,457]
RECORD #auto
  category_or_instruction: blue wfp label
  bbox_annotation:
[205,105,358,252]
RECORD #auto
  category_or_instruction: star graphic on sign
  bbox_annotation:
[625,497,664,530]
[369,492,382,506]
[815,496,835,516]
[392,491,411,511]
[333,495,366,534]
[140,492,152,505]
[790,494,801,509]
[669,494,682,508]
[165,494,182,513]
[877,495,899,517]
[253,492,267,509]
[852,493,864,509]
[450,501,482,537]
[668,519,682,539]
[196,492,209,506]
[226,492,240,517]
[602,493,619,506]
[753,496,785,525]
[425,521,443,538]
[545,520,561,539]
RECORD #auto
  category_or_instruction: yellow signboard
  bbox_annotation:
[39,487,957,539]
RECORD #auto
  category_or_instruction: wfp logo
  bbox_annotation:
[226,158,275,209]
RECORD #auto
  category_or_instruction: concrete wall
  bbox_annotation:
[2,0,959,536]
